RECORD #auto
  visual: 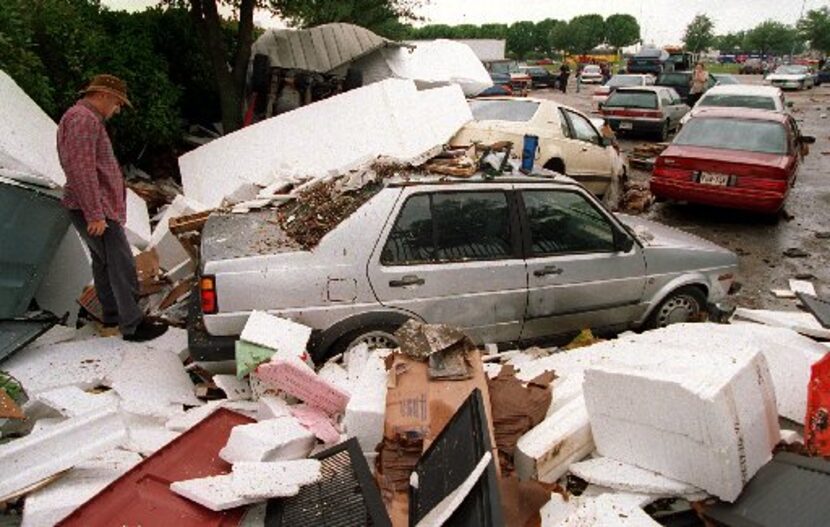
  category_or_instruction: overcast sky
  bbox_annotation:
[105,0,829,46]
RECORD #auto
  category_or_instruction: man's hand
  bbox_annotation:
[87,219,107,237]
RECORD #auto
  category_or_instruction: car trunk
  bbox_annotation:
[656,145,791,190]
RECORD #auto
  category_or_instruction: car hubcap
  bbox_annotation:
[349,331,398,351]
[655,295,699,326]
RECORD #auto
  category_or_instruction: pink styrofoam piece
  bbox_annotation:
[256,358,350,415]
[290,405,341,444]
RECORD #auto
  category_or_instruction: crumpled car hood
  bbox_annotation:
[617,214,731,253]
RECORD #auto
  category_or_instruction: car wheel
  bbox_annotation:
[658,120,670,142]
[544,158,566,175]
[646,286,707,329]
[331,325,400,356]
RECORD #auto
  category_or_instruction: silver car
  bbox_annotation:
[192,173,737,363]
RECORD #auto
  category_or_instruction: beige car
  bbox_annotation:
[453,98,626,197]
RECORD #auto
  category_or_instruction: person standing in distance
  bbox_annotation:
[57,74,168,342]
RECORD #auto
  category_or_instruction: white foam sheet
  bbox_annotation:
[219,417,315,463]
[231,459,322,499]
[125,189,151,250]
[178,79,472,207]
[0,408,127,500]
[213,374,253,401]
[0,70,65,187]
[33,386,120,418]
[165,400,259,432]
[21,448,141,527]
[171,474,260,512]
[733,308,830,339]
[240,311,312,354]
[34,227,92,326]
[257,396,292,421]
[550,493,661,527]
[381,40,493,96]
[121,412,180,456]
[568,457,702,497]
[343,352,387,452]
[583,339,779,502]
[148,194,205,272]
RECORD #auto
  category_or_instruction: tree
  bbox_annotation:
[744,20,802,57]
[506,21,536,59]
[714,31,745,52]
[567,14,606,55]
[683,14,715,53]
[547,20,570,54]
[798,7,830,54]
[605,14,640,52]
[478,23,508,40]
[534,18,562,57]
[0,2,54,114]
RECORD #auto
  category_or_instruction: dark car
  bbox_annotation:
[656,71,717,103]
[600,86,689,141]
[521,66,558,89]
[627,48,670,75]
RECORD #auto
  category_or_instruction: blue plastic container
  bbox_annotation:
[521,134,539,172]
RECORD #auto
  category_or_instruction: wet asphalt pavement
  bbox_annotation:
[534,75,830,309]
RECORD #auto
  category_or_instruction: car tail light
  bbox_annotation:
[201,275,218,314]
[733,176,788,192]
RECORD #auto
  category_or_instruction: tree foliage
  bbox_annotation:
[506,21,537,59]
[713,31,746,52]
[798,7,830,54]
[605,14,640,51]
[744,20,802,57]
[270,0,423,39]
[683,14,715,53]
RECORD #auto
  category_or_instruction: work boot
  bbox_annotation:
[123,319,169,342]
[96,322,120,338]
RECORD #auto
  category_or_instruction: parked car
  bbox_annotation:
[656,71,717,103]
[600,86,689,141]
[191,173,738,363]
[667,51,695,72]
[712,74,740,85]
[521,66,558,89]
[766,65,815,90]
[453,97,627,197]
[739,59,764,74]
[817,64,830,85]
[627,48,671,75]
[580,64,604,84]
[651,108,814,214]
[680,85,786,127]
[477,84,512,97]
[593,74,655,109]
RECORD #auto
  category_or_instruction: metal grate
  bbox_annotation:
[265,438,391,527]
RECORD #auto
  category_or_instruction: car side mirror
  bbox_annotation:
[614,230,635,253]
[800,135,816,144]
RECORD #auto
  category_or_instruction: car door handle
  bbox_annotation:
[533,265,563,277]
[389,275,425,287]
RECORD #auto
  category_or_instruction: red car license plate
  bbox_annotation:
[699,172,729,186]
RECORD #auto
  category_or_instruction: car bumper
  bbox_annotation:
[650,178,786,213]
[606,117,663,133]
[769,80,803,89]
[187,293,236,363]
[581,76,603,84]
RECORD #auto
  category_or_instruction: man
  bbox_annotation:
[559,62,571,94]
[57,74,167,342]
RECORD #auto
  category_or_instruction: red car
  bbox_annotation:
[651,108,814,214]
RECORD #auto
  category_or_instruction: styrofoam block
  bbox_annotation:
[413,452,492,527]
[583,341,779,502]
[515,396,594,483]
[733,308,830,339]
[257,396,292,420]
[219,417,315,463]
[125,189,151,250]
[551,493,661,527]
[344,352,387,452]
[290,404,340,444]
[33,386,120,418]
[788,279,816,297]
[231,459,322,499]
[148,194,205,272]
[122,417,180,456]
[780,429,803,444]
[213,374,252,401]
[165,400,259,432]
[178,79,472,207]
[0,408,126,499]
[257,357,351,415]
[31,418,65,435]
[0,71,66,187]
[21,448,141,527]
[170,474,260,512]
[316,362,352,394]
[540,493,577,527]
[240,311,312,354]
[344,343,370,384]
[163,259,194,283]
[34,227,92,326]
[568,457,702,497]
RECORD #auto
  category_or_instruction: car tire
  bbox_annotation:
[646,286,707,329]
[330,324,401,357]
[544,158,566,175]
[658,120,670,142]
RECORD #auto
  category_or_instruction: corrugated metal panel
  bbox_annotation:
[251,23,401,73]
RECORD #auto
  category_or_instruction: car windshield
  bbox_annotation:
[657,73,689,86]
[584,66,601,73]
[713,75,739,85]
[775,65,808,75]
[525,67,547,75]
[603,91,658,109]
[698,94,777,111]
[674,118,788,155]
[607,75,644,87]
[469,99,541,121]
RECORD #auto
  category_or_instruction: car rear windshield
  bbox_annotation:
[469,99,540,122]
[608,75,643,87]
[698,94,776,111]
[657,73,690,86]
[674,118,788,155]
[603,91,658,109]
[775,65,808,75]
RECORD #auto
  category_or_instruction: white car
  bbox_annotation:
[453,97,627,197]
[593,74,655,109]
[766,65,815,90]
[680,84,786,126]
[581,65,604,84]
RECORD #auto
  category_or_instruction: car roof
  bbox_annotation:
[385,170,579,188]
[613,86,667,93]
[469,96,581,115]
[690,107,790,123]
[703,84,781,96]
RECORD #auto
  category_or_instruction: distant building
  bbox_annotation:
[405,39,506,62]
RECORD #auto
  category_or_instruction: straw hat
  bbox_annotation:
[81,74,133,108]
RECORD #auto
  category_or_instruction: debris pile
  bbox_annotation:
[628,142,669,170]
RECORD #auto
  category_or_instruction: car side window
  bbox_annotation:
[660,91,673,107]
[381,191,513,265]
[557,108,572,138]
[706,74,717,89]
[523,190,616,256]
[563,110,601,145]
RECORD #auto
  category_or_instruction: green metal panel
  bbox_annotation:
[0,180,69,318]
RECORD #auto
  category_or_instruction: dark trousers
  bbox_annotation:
[69,210,142,335]
[559,74,569,93]
[688,92,703,107]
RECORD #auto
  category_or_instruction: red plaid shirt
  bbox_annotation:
[57,100,126,224]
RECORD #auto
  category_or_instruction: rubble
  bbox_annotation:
[256,356,351,415]
[343,350,388,452]
[733,307,830,339]
[32,386,119,417]
[147,194,206,274]
[170,474,260,512]
[230,459,322,499]
[212,374,252,401]
[219,417,315,463]
[239,310,312,358]
[568,457,703,498]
